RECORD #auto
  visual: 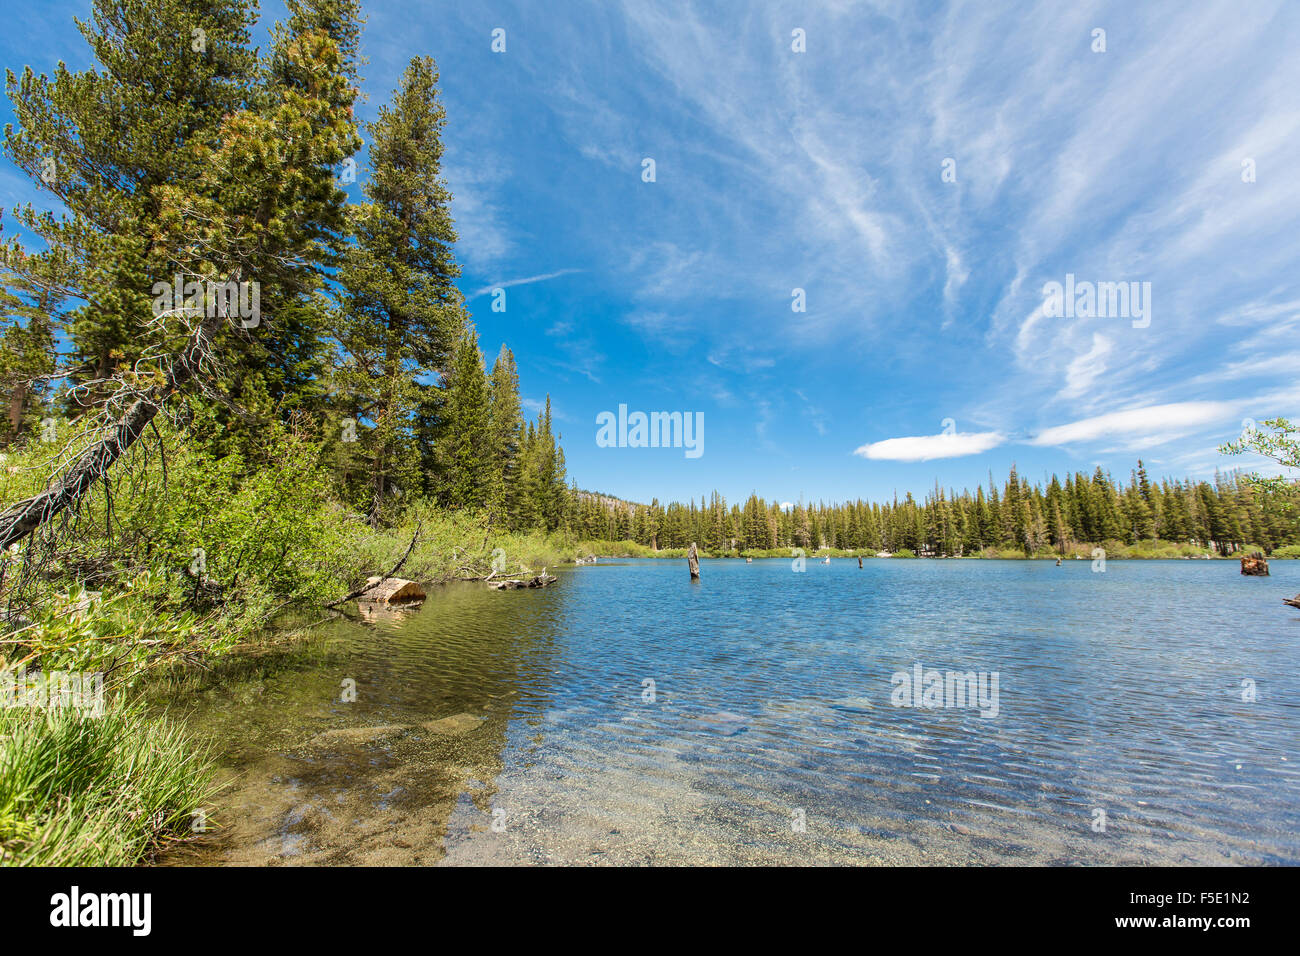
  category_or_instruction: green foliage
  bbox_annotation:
[1221,418,1300,503]
[1,418,361,661]
[146,423,355,609]
[1,582,206,681]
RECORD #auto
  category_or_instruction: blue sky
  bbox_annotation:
[4,1,1299,506]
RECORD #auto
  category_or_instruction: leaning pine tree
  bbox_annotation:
[0,0,362,552]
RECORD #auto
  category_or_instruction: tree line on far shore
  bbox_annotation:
[568,462,1300,557]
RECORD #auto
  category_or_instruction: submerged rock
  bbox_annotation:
[418,713,484,736]
[691,711,750,736]
[303,724,408,748]
[301,712,484,750]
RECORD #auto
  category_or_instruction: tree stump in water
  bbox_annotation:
[1240,552,1269,576]
[858,556,863,568]
[688,542,700,579]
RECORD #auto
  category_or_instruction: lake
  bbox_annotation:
[160,558,1300,865]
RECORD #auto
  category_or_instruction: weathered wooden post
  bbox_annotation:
[1240,551,1269,576]
[858,556,863,569]
[688,542,700,579]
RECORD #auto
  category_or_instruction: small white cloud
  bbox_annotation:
[854,431,1005,462]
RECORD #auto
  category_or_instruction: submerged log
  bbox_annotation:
[490,571,557,590]
[688,542,700,579]
[358,576,426,604]
[1240,551,1270,576]
[1284,594,1300,610]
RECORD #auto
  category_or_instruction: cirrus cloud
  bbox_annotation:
[1028,401,1235,447]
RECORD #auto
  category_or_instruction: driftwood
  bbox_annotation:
[489,571,557,590]
[1240,551,1269,576]
[1284,594,1300,610]
[358,577,425,604]
[688,542,700,579]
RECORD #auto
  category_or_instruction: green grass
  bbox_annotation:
[0,702,213,867]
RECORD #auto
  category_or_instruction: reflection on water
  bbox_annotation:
[160,559,1300,865]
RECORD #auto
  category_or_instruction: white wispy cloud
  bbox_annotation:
[469,269,582,299]
[1059,333,1114,400]
[1029,401,1235,447]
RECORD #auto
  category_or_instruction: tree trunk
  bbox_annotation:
[7,380,28,439]
[1240,552,1269,576]
[0,313,222,551]
[688,542,699,579]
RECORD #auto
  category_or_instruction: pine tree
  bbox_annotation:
[334,55,464,520]
[487,345,522,524]
[435,325,494,510]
